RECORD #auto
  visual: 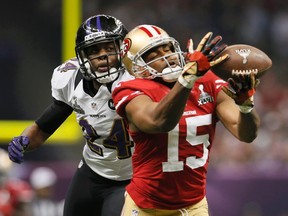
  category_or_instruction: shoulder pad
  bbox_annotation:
[52,58,80,89]
[56,57,79,73]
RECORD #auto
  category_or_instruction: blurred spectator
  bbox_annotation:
[29,167,63,216]
[0,148,33,216]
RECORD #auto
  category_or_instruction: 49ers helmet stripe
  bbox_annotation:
[139,25,161,37]
[121,24,185,81]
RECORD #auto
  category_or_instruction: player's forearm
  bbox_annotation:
[237,109,260,143]
[149,82,191,132]
[21,123,51,151]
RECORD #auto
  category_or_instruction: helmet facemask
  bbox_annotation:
[145,53,184,83]
[76,38,124,83]
[122,25,185,82]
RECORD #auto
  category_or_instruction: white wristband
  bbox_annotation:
[178,75,197,89]
[238,105,254,114]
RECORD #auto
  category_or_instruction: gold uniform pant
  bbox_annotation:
[121,193,209,216]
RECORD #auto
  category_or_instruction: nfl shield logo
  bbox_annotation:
[132,209,139,216]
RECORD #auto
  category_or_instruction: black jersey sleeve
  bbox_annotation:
[35,98,74,134]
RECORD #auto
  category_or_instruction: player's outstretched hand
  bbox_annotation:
[185,32,228,75]
[222,72,260,113]
[8,136,30,163]
[178,32,229,88]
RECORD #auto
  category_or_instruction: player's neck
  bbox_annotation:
[92,80,102,91]
[91,79,113,94]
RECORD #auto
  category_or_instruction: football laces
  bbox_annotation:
[232,69,258,76]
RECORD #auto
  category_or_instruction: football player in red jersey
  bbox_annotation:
[0,149,33,216]
[7,15,134,216]
[112,25,260,215]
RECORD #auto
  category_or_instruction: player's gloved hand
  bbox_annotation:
[222,72,260,113]
[8,136,30,163]
[178,32,229,89]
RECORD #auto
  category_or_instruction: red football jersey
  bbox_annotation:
[113,71,226,209]
[0,178,33,216]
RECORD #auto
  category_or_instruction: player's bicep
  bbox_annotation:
[125,95,159,133]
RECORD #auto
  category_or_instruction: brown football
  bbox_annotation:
[211,44,272,81]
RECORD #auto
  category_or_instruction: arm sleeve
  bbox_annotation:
[35,98,73,134]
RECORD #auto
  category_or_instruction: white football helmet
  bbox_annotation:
[121,24,185,82]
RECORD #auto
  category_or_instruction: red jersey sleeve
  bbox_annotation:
[112,81,145,117]
[112,78,167,117]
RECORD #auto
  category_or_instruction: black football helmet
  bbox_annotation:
[75,14,128,83]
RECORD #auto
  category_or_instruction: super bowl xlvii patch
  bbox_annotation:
[71,97,85,114]
[198,84,214,106]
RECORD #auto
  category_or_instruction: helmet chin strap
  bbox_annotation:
[95,67,119,84]
[83,62,96,80]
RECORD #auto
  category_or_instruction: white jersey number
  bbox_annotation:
[162,114,211,172]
